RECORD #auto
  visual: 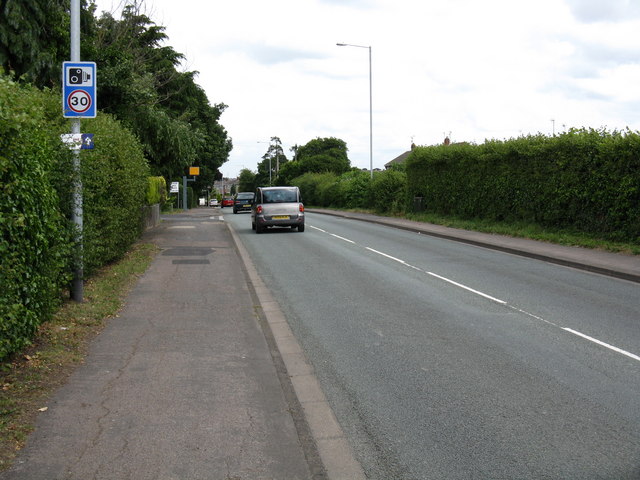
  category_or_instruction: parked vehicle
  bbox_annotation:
[251,186,304,233]
[209,198,219,207]
[233,192,255,214]
[221,196,234,208]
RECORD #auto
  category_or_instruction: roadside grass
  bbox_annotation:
[404,211,639,255]
[0,242,159,471]
[325,208,639,255]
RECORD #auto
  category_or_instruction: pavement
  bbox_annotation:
[2,208,637,480]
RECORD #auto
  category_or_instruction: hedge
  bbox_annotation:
[406,129,640,242]
[0,76,72,358]
[146,176,167,206]
[72,113,150,275]
[1,74,151,359]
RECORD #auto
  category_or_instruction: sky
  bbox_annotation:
[93,0,640,179]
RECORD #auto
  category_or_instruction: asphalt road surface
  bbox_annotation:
[225,210,640,480]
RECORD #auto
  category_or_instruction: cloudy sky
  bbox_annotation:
[94,0,640,178]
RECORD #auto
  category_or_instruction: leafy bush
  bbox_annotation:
[77,113,150,275]
[406,129,640,242]
[335,169,371,209]
[0,75,72,358]
[146,176,167,205]
[369,168,407,213]
[293,172,336,206]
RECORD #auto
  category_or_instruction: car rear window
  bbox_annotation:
[263,189,298,203]
[236,193,254,200]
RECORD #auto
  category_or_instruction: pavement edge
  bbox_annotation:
[226,222,367,480]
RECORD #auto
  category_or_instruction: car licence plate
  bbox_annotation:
[243,204,251,207]
[272,215,290,220]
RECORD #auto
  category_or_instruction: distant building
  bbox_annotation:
[384,142,416,169]
[215,177,238,195]
[384,137,469,169]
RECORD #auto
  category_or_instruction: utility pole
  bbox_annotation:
[70,0,83,301]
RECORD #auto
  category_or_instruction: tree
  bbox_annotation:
[2,0,232,187]
[255,136,287,186]
[278,137,350,184]
[238,168,256,192]
[92,2,231,181]
[0,0,71,87]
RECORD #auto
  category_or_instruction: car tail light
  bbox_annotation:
[257,205,263,214]
[299,203,304,213]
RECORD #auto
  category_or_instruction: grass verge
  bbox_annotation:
[322,208,639,255]
[0,242,159,471]
[403,212,639,255]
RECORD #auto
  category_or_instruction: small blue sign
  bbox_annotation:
[81,134,94,149]
[63,61,97,118]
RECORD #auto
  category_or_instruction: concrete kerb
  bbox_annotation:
[226,222,367,480]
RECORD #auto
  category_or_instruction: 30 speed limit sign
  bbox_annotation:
[62,61,96,118]
[67,89,92,114]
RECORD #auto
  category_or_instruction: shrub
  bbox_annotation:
[369,169,407,214]
[0,75,72,358]
[77,113,150,275]
[406,129,640,242]
[293,172,327,206]
[336,169,371,209]
[146,176,167,206]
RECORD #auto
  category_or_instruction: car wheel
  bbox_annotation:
[298,223,305,232]
[251,221,256,230]
[255,224,263,234]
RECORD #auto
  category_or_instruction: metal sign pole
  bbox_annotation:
[183,176,187,211]
[70,0,83,301]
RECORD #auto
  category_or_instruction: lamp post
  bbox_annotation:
[337,42,373,179]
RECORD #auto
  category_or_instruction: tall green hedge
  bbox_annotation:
[0,76,72,358]
[75,113,150,275]
[1,74,151,359]
[146,176,167,206]
[406,129,640,241]
[369,168,407,214]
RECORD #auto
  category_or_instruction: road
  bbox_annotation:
[224,209,640,480]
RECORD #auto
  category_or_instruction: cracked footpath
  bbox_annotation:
[1,210,325,480]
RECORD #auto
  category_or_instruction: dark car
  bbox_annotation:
[251,186,304,233]
[221,196,234,208]
[233,192,255,214]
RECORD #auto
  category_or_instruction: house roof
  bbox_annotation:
[384,150,412,169]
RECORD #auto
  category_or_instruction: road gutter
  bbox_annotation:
[226,223,367,480]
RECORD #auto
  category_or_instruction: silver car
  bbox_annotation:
[251,186,305,233]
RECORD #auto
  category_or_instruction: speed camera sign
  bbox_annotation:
[63,61,96,118]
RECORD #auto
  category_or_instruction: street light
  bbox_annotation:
[337,42,373,178]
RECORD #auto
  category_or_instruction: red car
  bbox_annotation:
[221,196,234,208]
